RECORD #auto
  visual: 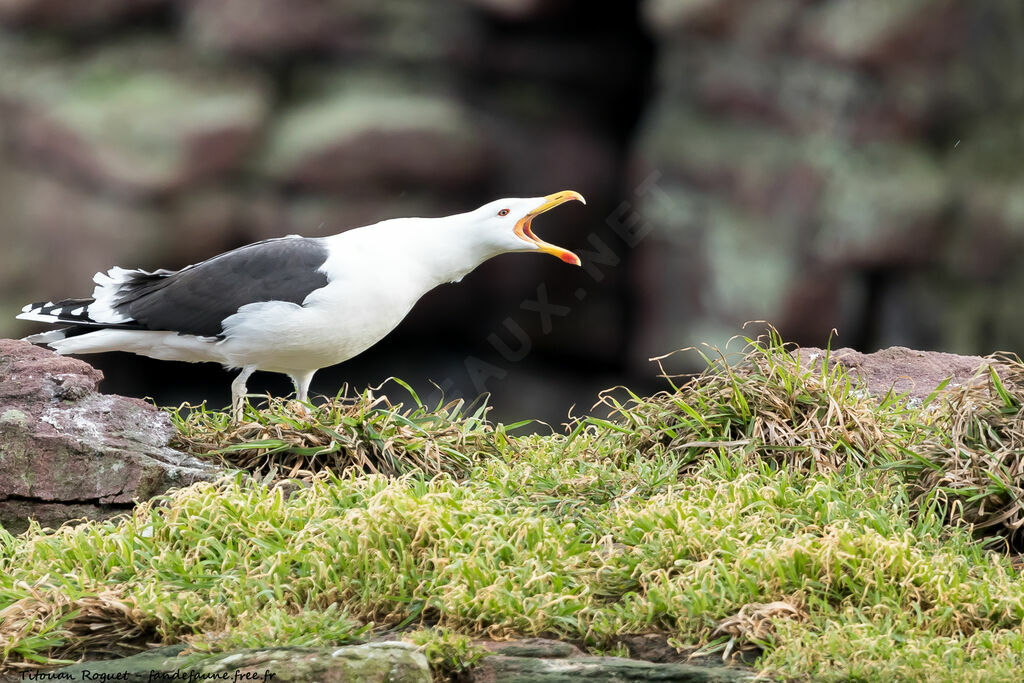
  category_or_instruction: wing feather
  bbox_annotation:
[114,237,331,337]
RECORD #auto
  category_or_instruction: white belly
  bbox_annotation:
[217,278,420,373]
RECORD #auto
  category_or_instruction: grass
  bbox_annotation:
[901,356,1024,544]
[3,329,1024,681]
[170,380,504,481]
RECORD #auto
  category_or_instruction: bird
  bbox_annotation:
[17,191,585,419]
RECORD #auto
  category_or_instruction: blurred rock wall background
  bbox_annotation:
[1,0,1022,422]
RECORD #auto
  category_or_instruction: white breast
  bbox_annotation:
[217,225,433,374]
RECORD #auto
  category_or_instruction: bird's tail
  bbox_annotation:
[18,295,143,351]
[22,325,94,346]
[18,298,98,349]
[17,298,97,326]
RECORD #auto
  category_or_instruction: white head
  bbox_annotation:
[457,190,585,266]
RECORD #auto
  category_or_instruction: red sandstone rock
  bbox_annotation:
[796,346,989,402]
[0,339,220,533]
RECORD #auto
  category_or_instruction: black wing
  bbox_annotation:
[113,237,331,337]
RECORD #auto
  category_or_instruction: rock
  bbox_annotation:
[629,0,1024,361]
[777,267,865,345]
[476,638,584,659]
[56,642,431,682]
[950,179,1024,279]
[625,181,806,365]
[811,143,948,268]
[467,637,753,682]
[629,105,947,355]
[258,89,488,192]
[944,118,1024,278]
[0,0,167,29]
[52,646,188,682]
[642,0,746,37]
[616,633,690,664]
[184,0,479,63]
[797,0,966,67]
[633,108,821,219]
[684,49,938,141]
[796,346,988,402]
[0,340,221,534]
[645,0,811,54]
[470,652,752,682]
[0,40,269,199]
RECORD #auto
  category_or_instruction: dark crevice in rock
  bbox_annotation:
[0,492,137,508]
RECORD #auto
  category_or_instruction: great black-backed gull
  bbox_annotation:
[18,191,585,417]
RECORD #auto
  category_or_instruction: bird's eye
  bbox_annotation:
[498,208,510,216]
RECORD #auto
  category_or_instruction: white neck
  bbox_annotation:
[323,216,502,293]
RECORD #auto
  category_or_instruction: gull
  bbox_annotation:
[18,191,585,418]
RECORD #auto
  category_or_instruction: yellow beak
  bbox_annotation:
[514,190,585,266]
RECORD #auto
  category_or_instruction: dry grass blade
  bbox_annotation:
[0,582,157,669]
[710,600,806,661]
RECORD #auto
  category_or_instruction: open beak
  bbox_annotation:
[514,190,585,266]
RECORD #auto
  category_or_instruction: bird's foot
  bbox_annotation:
[231,398,248,423]
[287,399,313,420]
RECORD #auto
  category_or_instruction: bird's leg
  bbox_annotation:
[231,366,257,421]
[289,370,317,418]
[290,371,316,402]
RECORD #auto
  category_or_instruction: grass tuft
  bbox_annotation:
[708,599,806,661]
[0,583,156,669]
[899,354,1024,546]
[404,627,487,681]
[170,381,509,481]
[585,327,913,474]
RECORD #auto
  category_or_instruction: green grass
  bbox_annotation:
[3,330,1024,681]
[169,380,505,480]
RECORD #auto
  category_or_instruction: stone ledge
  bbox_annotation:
[0,339,222,534]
